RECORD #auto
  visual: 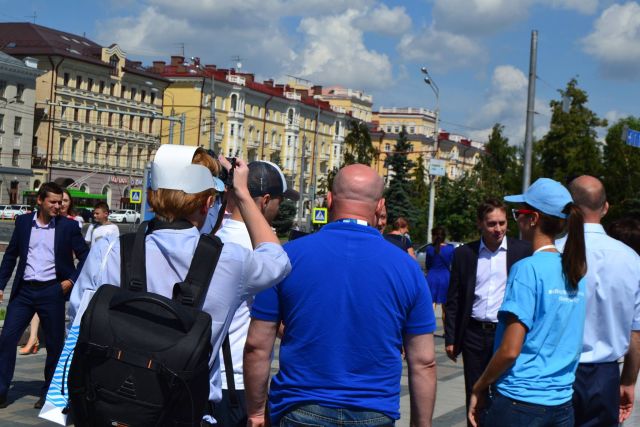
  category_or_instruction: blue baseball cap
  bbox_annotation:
[504,178,573,218]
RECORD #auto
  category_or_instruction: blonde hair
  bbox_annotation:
[147,148,219,222]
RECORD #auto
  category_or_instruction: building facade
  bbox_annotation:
[0,23,169,209]
[0,52,41,203]
[152,56,348,224]
[371,107,483,182]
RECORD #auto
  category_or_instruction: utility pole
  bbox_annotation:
[168,108,175,144]
[522,30,538,192]
[297,135,307,227]
[208,76,216,151]
[179,112,186,145]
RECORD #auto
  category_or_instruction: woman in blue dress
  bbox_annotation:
[425,226,454,320]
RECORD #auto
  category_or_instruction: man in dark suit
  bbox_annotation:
[0,182,89,409]
[444,198,531,422]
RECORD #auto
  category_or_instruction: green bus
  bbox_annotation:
[22,188,107,210]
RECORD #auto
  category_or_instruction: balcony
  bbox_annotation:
[330,105,346,114]
[32,156,47,169]
[285,119,300,132]
[247,139,260,148]
[226,75,246,86]
[284,92,301,101]
[55,85,161,114]
[54,119,159,145]
[228,110,245,120]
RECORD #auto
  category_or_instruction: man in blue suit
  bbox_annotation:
[0,182,89,409]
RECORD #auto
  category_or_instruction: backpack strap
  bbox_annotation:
[120,221,149,292]
[221,334,239,407]
[173,234,224,308]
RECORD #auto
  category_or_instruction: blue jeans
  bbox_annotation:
[483,392,574,427]
[279,404,395,427]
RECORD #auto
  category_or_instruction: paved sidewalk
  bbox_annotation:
[1,308,639,426]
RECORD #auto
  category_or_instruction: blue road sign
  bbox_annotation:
[626,128,640,148]
[130,189,142,204]
[312,207,328,224]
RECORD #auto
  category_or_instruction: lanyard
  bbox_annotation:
[336,218,369,227]
[534,244,557,254]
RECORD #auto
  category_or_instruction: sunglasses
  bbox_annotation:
[511,208,536,221]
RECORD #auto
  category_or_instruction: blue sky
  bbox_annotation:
[1,0,639,144]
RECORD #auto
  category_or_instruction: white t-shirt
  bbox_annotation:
[85,223,119,245]
[215,218,253,390]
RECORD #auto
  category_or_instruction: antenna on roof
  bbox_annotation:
[178,42,185,57]
[26,11,37,24]
[231,55,242,71]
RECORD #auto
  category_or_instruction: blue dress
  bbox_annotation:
[425,243,454,304]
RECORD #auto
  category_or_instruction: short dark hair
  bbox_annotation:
[94,201,110,212]
[37,182,63,201]
[392,217,410,230]
[477,198,506,221]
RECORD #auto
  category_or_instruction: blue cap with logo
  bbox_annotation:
[504,178,573,218]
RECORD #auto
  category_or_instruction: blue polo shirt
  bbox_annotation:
[495,252,586,405]
[252,221,435,423]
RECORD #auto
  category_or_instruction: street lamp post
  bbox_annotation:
[421,67,439,244]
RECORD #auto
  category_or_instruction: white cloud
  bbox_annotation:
[582,2,640,80]
[432,0,533,35]
[545,0,599,14]
[468,65,549,144]
[295,10,393,89]
[356,4,412,36]
[398,25,485,71]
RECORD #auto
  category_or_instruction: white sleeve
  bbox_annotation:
[240,242,291,297]
[68,236,119,323]
[85,224,94,243]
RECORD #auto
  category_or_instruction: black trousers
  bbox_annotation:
[210,388,247,427]
[573,362,620,427]
[461,321,496,427]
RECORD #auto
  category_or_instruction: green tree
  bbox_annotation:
[384,127,418,226]
[537,78,607,182]
[342,119,376,165]
[409,154,430,242]
[475,123,520,196]
[602,117,640,207]
[434,173,485,242]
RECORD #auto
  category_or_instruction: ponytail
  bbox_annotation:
[431,226,446,254]
[561,203,586,289]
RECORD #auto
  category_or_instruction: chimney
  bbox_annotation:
[205,64,217,71]
[152,61,166,73]
[264,79,274,87]
[171,55,184,66]
[311,85,323,95]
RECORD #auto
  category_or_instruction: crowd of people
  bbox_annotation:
[0,144,637,427]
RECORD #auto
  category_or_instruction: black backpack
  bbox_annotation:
[68,220,224,427]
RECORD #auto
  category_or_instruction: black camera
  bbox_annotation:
[219,157,236,188]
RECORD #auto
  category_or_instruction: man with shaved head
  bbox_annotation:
[244,164,437,427]
[560,175,640,426]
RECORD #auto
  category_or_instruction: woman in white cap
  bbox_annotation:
[468,178,587,427]
[69,146,291,420]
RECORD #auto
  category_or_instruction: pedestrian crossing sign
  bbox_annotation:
[312,207,328,224]
[130,189,142,204]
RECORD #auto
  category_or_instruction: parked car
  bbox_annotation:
[415,241,464,271]
[3,204,31,220]
[108,209,140,223]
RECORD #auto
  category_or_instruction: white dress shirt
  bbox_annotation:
[557,223,640,363]
[69,226,291,403]
[472,237,508,322]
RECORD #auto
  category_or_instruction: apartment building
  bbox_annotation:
[152,56,348,223]
[0,23,169,209]
[0,52,41,203]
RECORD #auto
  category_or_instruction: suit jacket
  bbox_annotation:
[444,236,531,356]
[0,213,89,302]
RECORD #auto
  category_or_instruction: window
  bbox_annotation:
[139,117,144,132]
[99,80,105,94]
[109,55,119,76]
[0,80,6,98]
[230,124,235,136]
[83,140,89,163]
[59,138,66,159]
[230,94,237,111]
[108,112,113,127]
[76,75,82,89]
[394,126,399,133]
[12,149,19,167]
[148,118,154,134]
[385,143,390,152]
[97,111,102,125]
[85,109,91,123]
[150,92,155,105]
[409,127,415,133]
[130,87,136,101]
[15,84,24,102]
[141,90,146,103]
[386,126,391,132]
[13,117,22,135]
[119,114,124,129]
[129,115,134,130]
[63,73,70,86]
[74,109,79,121]
[94,142,100,164]
[121,85,126,98]
[110,83,115,96]
[0,114,4,131]
[60,105,66,120]
[71,139,78,161]
[87,78,94,92]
